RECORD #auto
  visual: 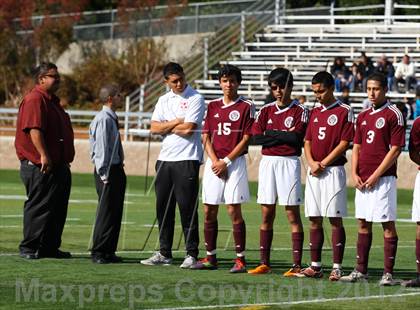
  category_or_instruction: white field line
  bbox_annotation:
[142,292,420,310]
[0,244,418,256]
[0,195,134,204]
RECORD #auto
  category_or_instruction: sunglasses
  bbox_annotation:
[270,85,286,91]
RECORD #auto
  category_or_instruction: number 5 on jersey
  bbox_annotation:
[217,122,231,135]
[318,127,326,140]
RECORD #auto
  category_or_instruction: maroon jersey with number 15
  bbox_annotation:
[354,101,405,182]
[202,96,255,159]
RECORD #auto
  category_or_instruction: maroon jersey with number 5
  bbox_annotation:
[305,101,354,166]
[354,101,405,182]
[202,96,255,159]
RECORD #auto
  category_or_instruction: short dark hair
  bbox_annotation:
[99,84,120,103]
[311,71,335,88]
[163,62,184,79]
[218,64,242,84]
[33,62,57,84]
[367,72,387,89]
[267,68,293,88]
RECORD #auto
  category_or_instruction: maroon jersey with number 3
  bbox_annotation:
[202,96,255,158]
[252,100,309,156]
[305,101,354,166]
[354,102,405,182]
[409,117,420,169]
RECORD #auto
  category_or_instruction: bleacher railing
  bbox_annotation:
[134,1,334,114]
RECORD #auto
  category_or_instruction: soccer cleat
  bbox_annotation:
[401,276,420,287]
[296,266,323,278]
[283,264,302,277]
[339,269,368,283]
[190,258,218,270]
[179,255,197,269]
[329,268,343,281]
[140,252,172,266]
[230,258,247,273]
[247,264,271,274]
[379,273,401,286]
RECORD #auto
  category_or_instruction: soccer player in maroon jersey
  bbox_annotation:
[190,64,255,273]
[298,71,354,281]
[247,68,308,276]
[340,73,405,286]
[402,117,420,287]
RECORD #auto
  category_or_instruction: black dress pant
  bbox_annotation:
[155,160,200,258]
[19,161,71,254]
[91,165,126,256]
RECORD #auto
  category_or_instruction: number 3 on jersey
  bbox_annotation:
[318,127,326,140]
[217,122,231,135]
[366,130,375,144]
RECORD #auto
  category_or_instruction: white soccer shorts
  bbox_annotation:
[355,175,397,222]
[412,171,420,222]
[257,155,302,206]
[304,166,347,218]
[202,155,250,205]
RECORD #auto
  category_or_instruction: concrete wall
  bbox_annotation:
[1,136,416,190]
[56,33,211,75]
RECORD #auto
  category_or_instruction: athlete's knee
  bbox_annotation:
[329,217,343,229]
[358,219,372,233]
[204,206,218,223]
[309,216,323,229]
[382,221,397,237]
[262,214,275,226]
[227,204,243,223]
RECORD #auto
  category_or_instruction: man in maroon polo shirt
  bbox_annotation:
[15,62,74,259]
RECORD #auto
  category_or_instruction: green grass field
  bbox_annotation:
[0,168,419,309]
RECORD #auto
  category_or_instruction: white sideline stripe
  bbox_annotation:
[0,244,419,256]
[0,250,186,256]
[0,195,134,204]
[142,292,420,310]
[0,195,26,200]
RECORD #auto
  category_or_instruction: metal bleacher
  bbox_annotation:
[194,20,420,114]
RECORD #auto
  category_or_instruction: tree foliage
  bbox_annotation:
[0,0,88,106]
[65,38,167,107]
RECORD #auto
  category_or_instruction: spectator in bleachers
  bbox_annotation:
[394,55,416,93]
[331,57,350,92]
[375,55,395,92]
[403,97,414,121]
[348,63,363,92]
[339,86,351,105]
[357,53,374,92]
[298,95,306,105]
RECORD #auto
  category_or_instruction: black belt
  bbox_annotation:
[21,160,40,167]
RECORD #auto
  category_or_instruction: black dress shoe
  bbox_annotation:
[91,255,111,264]
[39,249,72,259]
[91,253,122,264]
[19,252,39,259]
[106,253,123,263]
